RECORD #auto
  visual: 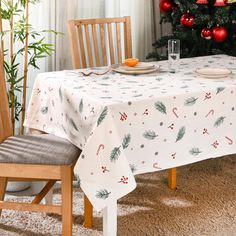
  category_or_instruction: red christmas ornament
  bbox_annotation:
[212,26,228,42]
[180,13,194,27]
[196,0,208,4]
[214,0,227,6]
[201,28,212,39]
[159,0,173,12]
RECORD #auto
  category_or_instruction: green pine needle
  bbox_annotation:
[69,118,78,131]
[97,106,108,126]
[40,106,48,114]
[95,189,111,199]
[122,134,131,149]
[189,148,202,156]
[216,87,225,94]
[59,86,63,102]
[184,97,198,106]
[155,101,167,114]
[110,147,121,162]
[214,116,226,127]
[79,99,83,113]
[176,126,186,142]
[143,130,158,140]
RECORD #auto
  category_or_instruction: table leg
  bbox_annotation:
[103,200,117,236]
[168,168,177,189]
[84,195,93,228]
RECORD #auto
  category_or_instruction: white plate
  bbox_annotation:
[119,62,155,71]
[195,68,232,79]
[111,64,159,75]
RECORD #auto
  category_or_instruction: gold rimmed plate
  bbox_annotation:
[111,63,159,75]
[195,68,232,79]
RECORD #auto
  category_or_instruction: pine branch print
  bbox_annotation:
[96,189,111,199]
[69,118,78,131]
[59,86,63,102]
[79,99,83,113]
[216,87,225,94]
[129,164,137,173]
[143,130,158,140]
[75,174,80,186]
[214,116,226,127]
[110,146,121,162]
[184,97,198,106]
[41,106,48,114]
[122,134,131,149]
[154,101,167,114]
[97,106,108,126]
[189,147,202,156]
[176,126,186,142]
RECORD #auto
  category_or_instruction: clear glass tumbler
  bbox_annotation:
[168,39,180,73]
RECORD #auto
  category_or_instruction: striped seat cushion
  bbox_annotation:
[0,134,81,165]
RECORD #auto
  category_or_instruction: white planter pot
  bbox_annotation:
[6,182,31,192]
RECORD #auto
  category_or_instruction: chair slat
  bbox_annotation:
[116,23,122,63]
[77,25,87,68]
[68,16,133,68]
[99,24,107,66]
[84,25,93,67]
[92,24,100,67]
[67,21,81,69]
[107,23,115,65]
[124,16,132,59]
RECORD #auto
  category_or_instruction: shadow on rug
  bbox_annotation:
[0,155,235,236]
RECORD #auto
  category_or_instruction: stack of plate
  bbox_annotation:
[111,62,159,75]
[195,68,232,79]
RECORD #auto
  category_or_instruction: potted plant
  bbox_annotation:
[0,0,58,191]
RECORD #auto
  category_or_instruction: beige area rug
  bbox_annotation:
[0,155,235,236]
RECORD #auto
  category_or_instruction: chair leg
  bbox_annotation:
[61,166,73,236]
[0,177,7,216]
[84,195,93,228]
[168,168,177,189]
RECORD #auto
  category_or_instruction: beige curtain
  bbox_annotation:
[27,0,156,100]
[31,0,155,70]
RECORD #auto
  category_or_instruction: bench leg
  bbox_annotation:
[168,168,177,189]
[0,177,7,216]
[84,195,93,228]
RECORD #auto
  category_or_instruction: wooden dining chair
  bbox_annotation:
[67,16,177,229]
[67,16,132,69]
[0,56,81,235]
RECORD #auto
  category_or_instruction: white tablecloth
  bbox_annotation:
[25,55,236,211]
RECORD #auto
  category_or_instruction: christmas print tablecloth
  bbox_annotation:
[25,55,236,211]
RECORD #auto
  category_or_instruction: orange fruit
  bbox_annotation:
[124,58,139,67]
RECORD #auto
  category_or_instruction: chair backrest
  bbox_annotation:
[0,52,12,142]
[68,16,132,69]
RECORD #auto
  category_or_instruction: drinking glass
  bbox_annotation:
[168,39,180,73]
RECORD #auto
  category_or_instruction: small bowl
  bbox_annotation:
[124,58,139,67]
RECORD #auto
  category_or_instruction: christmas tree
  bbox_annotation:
[147,0,236,60]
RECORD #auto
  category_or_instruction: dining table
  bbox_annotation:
[24,54,236,236]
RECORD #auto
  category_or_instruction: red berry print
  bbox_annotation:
[119,176,128,184]
[119,112,128,121]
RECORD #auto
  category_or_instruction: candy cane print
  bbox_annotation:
[225,136,233,145]
[172,107,179,118]
[96,144,105,155]
[205,109,214,118]
[153,163,162,169]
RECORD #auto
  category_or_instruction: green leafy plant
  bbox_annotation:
[0,0,59,134]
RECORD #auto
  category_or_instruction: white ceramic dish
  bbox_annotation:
[195,68,232,79]
[111,64,159,75]
[120,62,155,71]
